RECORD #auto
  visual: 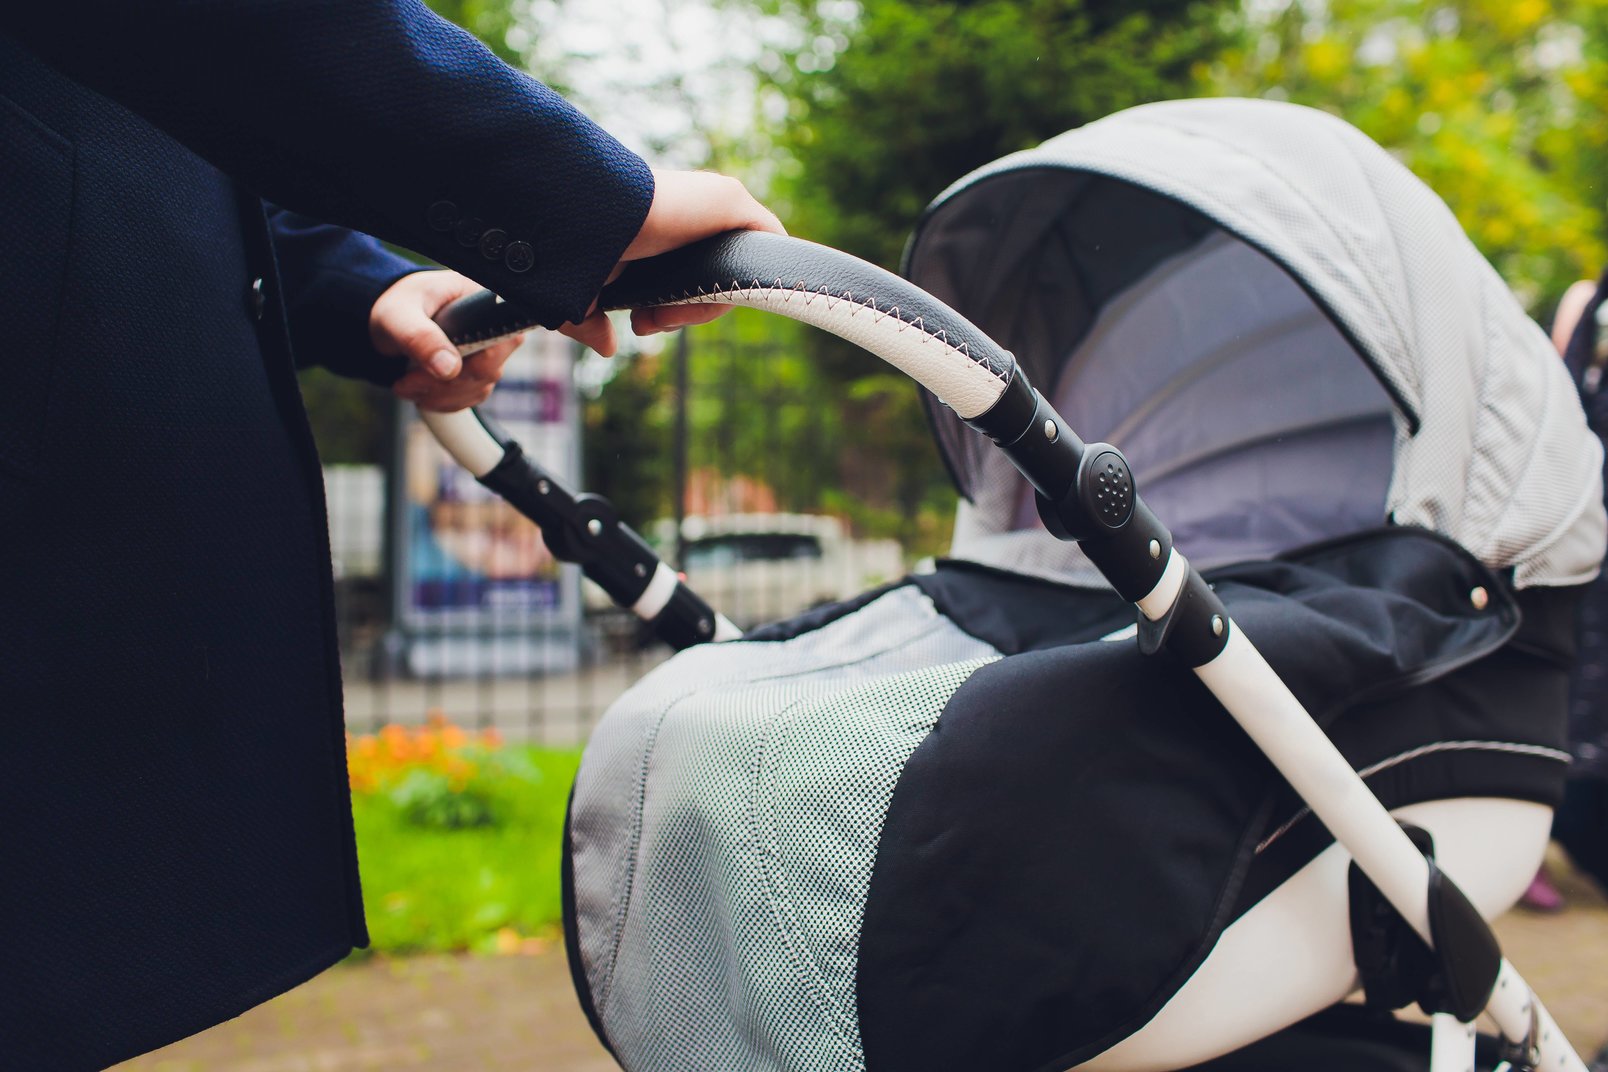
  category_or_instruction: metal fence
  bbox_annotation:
[316,319,944,746]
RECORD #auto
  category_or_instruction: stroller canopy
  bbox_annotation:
[907,97,1605,589]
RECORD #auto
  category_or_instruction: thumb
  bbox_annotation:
[390,309,463,381]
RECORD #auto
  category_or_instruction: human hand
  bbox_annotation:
[564,169,785,356]
[372,269,523,412]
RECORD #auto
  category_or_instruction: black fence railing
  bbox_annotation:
[314,317,949,745]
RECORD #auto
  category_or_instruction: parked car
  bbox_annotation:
[585,513,904,630]
[669,514,904,628]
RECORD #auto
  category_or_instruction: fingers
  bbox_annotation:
[392,334,522,411]
[632,304,728,336]
[559,312,618,357]
[370,270,485,380]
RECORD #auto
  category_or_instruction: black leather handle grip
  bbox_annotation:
[432,230,1016,419]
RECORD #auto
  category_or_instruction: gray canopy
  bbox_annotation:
[906,97,1605,589]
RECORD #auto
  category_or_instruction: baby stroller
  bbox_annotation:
[426,98,1605,1071]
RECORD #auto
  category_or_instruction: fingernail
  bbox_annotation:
[426,350,459,378]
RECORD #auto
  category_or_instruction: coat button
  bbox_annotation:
[478,228,508,260]
[427,200,458,231]
[454,217,484,247]
[249,277,266,320]
[504,240,535,274]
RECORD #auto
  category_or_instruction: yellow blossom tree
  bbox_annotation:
[1208,0,1608,312]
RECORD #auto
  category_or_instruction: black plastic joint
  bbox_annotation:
[1135,566,1229,666]
[1348,823,1504,1024]
[653,582,721,651]
[963,371,1084,502]
[575,514,660,607]
[477,442,582,560]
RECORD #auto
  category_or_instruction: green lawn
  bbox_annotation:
[350,744,581,954]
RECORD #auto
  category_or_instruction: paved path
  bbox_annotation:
[116,854,1608,1071]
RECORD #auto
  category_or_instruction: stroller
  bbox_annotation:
[427,98,1605,1071]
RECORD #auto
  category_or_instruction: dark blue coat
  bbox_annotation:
[0,5,651,1068]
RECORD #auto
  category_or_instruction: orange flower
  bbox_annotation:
[346,714,503,794]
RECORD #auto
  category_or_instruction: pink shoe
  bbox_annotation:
[1520,867,1567,913]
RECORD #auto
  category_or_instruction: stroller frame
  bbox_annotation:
[426,229,1588,1072]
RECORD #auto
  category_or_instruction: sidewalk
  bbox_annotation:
[116,853,1608,1072]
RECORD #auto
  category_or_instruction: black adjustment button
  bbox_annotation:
[1082,448,1135,529]
[427,200,458,231]
[454,216,485,247]
[504,240,535,274]
[478,228,509,261]
[249,277,266,320]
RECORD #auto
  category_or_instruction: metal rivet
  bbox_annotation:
[1211,615,1225,637]
[1043,419,1058,442]
[1148,539,1161,560]
[536,479,550,495]
[1470,586,1489,611]
[586,518,603,537]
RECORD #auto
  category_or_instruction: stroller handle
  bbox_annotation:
[434,230,1017,421]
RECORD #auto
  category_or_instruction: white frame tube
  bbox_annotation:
[1192,618,1587,1072]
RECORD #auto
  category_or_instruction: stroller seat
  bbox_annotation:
[557,99,1604,1072]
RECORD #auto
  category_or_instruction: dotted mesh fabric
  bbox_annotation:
[917,98,1605,591]
[568,585,998,1070]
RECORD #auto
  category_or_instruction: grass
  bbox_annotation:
[347,727,581,956]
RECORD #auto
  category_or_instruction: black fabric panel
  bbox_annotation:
[857,528,1545,1072]
[561,789,616,1059]
[913,558,1131,651]
[739,579,912,642]
[1237,582,1578,913]
[1185,1003,1508,1072]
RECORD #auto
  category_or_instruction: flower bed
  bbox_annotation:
[347,715,580,954]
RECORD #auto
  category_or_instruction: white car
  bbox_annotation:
[587,513,896,630]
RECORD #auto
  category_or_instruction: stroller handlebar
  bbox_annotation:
[434,230,1018,420]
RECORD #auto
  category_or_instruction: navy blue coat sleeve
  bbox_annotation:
[268,207,422,386]
[11,0,654,330]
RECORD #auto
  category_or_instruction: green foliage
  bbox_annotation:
[352,745,581,954]
[762,0,1236,271]
[736,0,1235,546]
[1207,0,1608,311]
[297,367,392,465]
[422,0,526,67]
[383,748,547,830]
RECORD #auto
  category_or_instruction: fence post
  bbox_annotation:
[672,327,690,570]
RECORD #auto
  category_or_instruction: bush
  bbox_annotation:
[346,716,580,955]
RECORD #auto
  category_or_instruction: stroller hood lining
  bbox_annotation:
[911,169,1398,577]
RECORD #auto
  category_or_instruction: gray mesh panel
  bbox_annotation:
[570,585,999,1070]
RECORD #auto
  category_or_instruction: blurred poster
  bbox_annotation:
[396,331,582,676]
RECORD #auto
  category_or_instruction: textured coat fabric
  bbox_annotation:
[0,6,651,1069]
[1562,270,1608,781]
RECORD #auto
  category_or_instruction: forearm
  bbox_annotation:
[269,208,425,385]
[11,0,653,327]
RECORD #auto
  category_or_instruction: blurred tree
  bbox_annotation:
[1207,0,1608,312]
[762,0,1235,271]
[752,0,1237,543]
[425,0,525,68]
